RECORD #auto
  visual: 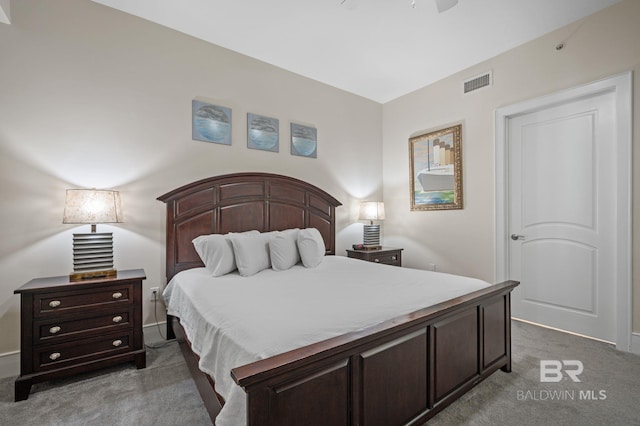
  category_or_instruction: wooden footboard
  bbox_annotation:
[230,280,518,425]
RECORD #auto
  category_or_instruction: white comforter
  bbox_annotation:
[163,256,489,426]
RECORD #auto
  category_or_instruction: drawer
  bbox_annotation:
[34,284,133,317]
[371,252,401,266]
[35,307,134,345]
[35,331,132,372]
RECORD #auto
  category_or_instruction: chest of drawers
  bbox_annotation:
[14,269,146,401]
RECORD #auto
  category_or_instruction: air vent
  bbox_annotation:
[463,71,492,94]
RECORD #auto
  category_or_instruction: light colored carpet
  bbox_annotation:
[0,341,210,425]
[0,321,638,425]
[428,320,640,425]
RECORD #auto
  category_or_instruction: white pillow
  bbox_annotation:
[229,231,271,277]
[297,228,326,268]
[270,229,301,271]
[192,231,257,277]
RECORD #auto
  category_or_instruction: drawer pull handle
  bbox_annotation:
[112,292,123,299]
[49,300,61,308]
[391,256,397,260]
[112,339,123,347]
[49,352,61,361]
[374,259,380,263]
[49,326,61,334]
[112,316,123,323]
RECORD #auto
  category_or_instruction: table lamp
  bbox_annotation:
[359,201,385,249]
[63,189,123,281]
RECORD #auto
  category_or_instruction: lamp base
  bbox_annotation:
[363,224,381,248]
[71,232,116,282]
[70,269,117,282]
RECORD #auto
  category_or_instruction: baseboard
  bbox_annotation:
[0,350,19,379]
[632,332,640,355]
[143,321,168,345]
[0,322,168,380]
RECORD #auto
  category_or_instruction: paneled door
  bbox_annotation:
[508,91,616,342]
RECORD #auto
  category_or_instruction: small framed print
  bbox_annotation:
[192,100,232,145]
[247,113,279,152]
[290,123,317,158]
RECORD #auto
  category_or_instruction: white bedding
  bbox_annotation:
[163,256,490,426]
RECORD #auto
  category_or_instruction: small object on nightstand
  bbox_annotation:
[13,269,146,401]
[346,247,403,267]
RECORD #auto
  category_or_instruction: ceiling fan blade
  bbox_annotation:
[435,0,458,13]
[340,0,360,10]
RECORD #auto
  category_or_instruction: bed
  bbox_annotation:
[157,172,518,425]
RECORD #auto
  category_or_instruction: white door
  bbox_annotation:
[508,91,616,342]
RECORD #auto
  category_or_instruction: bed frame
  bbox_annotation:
[158,172,518,425]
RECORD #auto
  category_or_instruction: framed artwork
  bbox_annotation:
[409,124,463,210]
[290,123,317,158]
[192,100,232,145]
[247,113,279,152]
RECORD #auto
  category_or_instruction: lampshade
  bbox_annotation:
[359,202,385,221]
[63,189,123,224]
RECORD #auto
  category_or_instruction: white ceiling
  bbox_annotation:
[91,0,621,103]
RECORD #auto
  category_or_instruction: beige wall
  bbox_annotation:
[382,0,640,333]
[1,0,638,360]
[0,0,382,355]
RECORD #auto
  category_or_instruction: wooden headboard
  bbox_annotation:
[157,173,342,281]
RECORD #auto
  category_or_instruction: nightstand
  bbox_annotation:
[346,247,403,267]
[14,269,146,401]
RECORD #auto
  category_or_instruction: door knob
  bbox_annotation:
[511,234,525,241]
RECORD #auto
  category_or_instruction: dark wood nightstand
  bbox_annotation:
[14,269,146,401]
[346,247,403,267]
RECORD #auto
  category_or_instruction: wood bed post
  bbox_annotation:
[166,314,176,341]
[501,292,512,373]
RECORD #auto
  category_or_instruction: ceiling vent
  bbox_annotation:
[463,71,492,94]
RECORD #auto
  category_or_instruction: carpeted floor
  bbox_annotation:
[1,321,638,425]
[0,340,210,425]
[428,320,640,425]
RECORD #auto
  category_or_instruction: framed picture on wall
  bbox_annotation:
[192,100,232,145]
[409,123,463,211]
[247,113,279,152]
[290,123,317,158]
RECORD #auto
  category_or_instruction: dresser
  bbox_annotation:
[346,247,403,267]
[14,269,146,401]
